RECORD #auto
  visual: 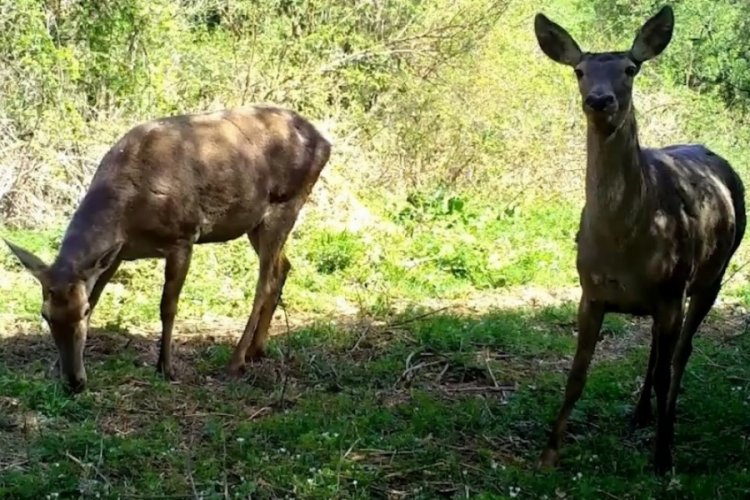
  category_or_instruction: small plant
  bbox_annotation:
[305,229,365,275]
[396,187,472,228]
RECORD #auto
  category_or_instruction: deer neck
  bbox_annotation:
[584,107,648,236]
[51,184,123,286]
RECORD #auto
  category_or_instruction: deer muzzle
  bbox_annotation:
[584,93,617,114]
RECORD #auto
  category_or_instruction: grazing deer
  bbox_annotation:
[4,105,330,393]
[534,6,746,474]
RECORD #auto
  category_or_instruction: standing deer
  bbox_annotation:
[534,6,746,474]
[4,105,330,393]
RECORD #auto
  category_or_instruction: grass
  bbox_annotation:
[1,304,749,498]
[1,197,750,498]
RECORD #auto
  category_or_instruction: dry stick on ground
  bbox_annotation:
[337,438,362,491]
[96,438,109,490]
[721,259,750,287]
[484,358,500,388]
[184,412,238,419]
[122,496,195,499]
[435,362,451,383]
[402,360,445,383]
[395,349,448,387]
[271,297,292,409]
[386,306,451,329]
[443,385,515,393]
[350,324,372,352]
[185,431,199,500]
[64,451,111,489]
[248,406,272,420]
[222,433,230,500]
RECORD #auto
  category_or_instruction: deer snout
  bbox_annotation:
[584,94,617,113]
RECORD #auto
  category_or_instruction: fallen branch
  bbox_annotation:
[64,451,111,489]
[485,359,500,388]
[722,259,750,287]
[350,325,372,352]
[248,406,272,420]
[185,432,200,500]
[441,385,515,393]
[387,307,451,329]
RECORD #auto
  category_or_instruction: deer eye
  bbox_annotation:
[82,305,91,317]
[625,66,638,77]
[574,68,584,79]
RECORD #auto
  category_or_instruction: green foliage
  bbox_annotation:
[0,0,504,131]
[305,229,365,274]
[576,0,750,109]
[397,188,470,227]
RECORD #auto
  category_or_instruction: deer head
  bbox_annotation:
[4,239,122,393]
[534,6,674,133]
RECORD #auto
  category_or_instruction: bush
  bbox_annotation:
[305,230,365,275]
[576,0,750,110]
[0,0,748,230]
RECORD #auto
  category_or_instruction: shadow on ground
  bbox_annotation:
[1,301,749,498]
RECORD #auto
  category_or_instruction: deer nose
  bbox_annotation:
[584,94,616,112]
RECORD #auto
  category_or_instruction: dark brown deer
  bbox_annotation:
[4,105,330,393]
[534,6,746,474]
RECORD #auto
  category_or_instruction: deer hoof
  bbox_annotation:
[653,450,673,476]
[538,448,560,469]
[226,361,246,379]
[630,405,654,430]
[156,363,175,381]
[244,346,266,362]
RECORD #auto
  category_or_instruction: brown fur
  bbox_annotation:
[5,105,331,392]
[534,6,746,474]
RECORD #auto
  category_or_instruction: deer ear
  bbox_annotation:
[534,13,583,67]
[4,239,49,284]
[76,242,123,281]
[630,5,674,63]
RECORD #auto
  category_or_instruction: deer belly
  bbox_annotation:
[580,271,655,315]
[196,224,252,243]
[194,205,267,243]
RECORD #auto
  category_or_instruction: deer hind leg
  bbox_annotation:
[156,245,193,381]
[659,282,720,450]
[539,296,604,468]
[228,205,298,376]
[652,296,685,475]
[669,283,720,410]
[245,227,292,362]
[632,323,657,429]
[246,255,291,362]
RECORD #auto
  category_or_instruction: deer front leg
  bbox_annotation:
[652,296,684,475]
[157,245,193,380]
[539,296,604,468]
[87,258,122,318]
